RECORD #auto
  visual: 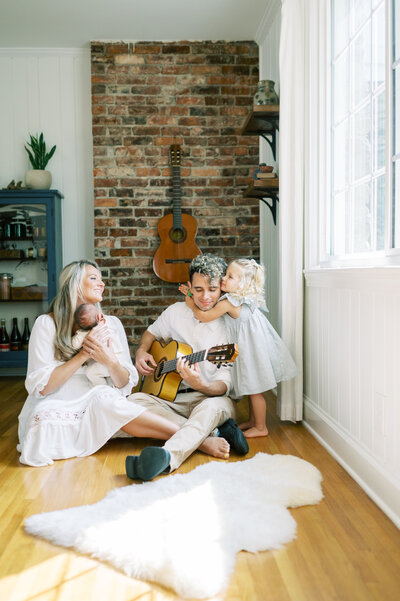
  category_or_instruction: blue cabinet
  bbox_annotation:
[0,190,63,371]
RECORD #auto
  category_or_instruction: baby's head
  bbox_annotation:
[222,258,265,304]
[74,303,100,331]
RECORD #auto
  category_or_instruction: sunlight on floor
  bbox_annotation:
[0,553,172,601]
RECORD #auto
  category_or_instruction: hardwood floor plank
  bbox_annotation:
[0,381,399,601]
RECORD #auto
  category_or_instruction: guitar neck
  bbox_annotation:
[171,164,182,229]
[161,349,207,375]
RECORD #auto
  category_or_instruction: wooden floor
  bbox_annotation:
[0,377,399,601]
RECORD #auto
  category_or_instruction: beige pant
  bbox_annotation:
[128,391,236,471]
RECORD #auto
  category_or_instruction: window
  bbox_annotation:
[330,0,399,259]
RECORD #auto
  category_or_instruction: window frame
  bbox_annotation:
[323,0,400,267]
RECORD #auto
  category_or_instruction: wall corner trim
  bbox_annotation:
[255,0,281,44]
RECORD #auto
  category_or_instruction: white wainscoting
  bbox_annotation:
[304,268,400,526]
[0,48,94,264]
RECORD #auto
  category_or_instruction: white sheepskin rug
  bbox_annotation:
[25,453,323,598]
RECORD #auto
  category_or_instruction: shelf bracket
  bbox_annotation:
[260,192,279,225]
[260,131,277,161]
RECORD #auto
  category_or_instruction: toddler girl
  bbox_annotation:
[179,258,296,438]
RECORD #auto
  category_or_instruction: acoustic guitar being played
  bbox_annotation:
[135,339,239,402]
[153,145,201,282]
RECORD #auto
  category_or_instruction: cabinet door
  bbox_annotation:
[0,191,63,370]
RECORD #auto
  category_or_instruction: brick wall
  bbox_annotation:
[91,40,260,349]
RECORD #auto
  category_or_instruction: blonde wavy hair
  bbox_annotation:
[48,260,101,361]
[227,258,265,306]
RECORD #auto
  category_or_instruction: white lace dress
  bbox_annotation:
[221,294,297,398]
[17,314,145,467]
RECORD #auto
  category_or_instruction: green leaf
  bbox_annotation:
[24,132,56,169]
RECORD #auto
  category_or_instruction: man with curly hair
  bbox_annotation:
[126,253,248,481]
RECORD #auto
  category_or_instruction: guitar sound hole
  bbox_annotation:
[154,360,165,382]
[170,228,186,244]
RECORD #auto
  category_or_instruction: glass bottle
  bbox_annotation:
[21,317,31,351]
[10,317,22,351]
[0,319,10,352]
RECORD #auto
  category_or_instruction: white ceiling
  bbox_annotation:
[0,0,271,48]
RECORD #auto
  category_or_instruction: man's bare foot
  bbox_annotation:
[199,436,230,459]
[239,420,254,431]
[243,426,269,438]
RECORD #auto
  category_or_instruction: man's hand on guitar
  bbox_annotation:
[135,348,157,376]
[176,357,203,391]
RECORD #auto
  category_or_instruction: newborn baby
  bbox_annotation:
[72,303,122,387]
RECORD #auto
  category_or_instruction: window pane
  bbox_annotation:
[373,3,385,89]
[332,192,348,254]
[353,22,372,107]
[376,174,385,249]
[374,91,385,169]
[334,51,349,124]
[334,0,350,56]
[395,160,400,248]
[353,0,371,32]
[394,0,400,62]
[334,121,349,190]
[395,67,400,156]
[353,182,372,251]
[354,103,372,180]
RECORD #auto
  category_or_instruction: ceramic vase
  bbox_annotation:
[253,80,279,105]
[25,169,52,190]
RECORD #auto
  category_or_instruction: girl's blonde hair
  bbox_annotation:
[228,258,265,306]
[48,260,101,361]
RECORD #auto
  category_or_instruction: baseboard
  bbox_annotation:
[304,397,400,529]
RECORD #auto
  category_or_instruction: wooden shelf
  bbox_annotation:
[241,105,280,224]
[244,180,279,225]
[241,104,279,136]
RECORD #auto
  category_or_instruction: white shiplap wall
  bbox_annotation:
[304,268,400,525]
[0,49,94,264]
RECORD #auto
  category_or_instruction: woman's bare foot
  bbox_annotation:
[239,420,255,431]
[199,436,230,458]
[243,426,269,438]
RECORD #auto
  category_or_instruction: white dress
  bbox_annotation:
[221,294,297,398]
[17,314,145,467]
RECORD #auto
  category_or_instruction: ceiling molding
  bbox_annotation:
[255,0,281,44]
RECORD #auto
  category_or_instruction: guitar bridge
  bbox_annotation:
[165,259,192,264]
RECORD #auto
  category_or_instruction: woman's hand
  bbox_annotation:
[82,323,115,367]
[82,322,130,389]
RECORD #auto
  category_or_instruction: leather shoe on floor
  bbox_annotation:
[125,447,171,481]
[218,418,249,455]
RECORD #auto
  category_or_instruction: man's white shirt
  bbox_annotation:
[147,302,232,394]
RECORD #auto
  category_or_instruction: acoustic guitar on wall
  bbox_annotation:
[153,144,201,282]
[135,339,239,402]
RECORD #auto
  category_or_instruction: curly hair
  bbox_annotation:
[189,253,227,283]
[228,258,265,306]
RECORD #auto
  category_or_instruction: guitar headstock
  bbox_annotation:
[170,144,181,166]
[206,344,239,367]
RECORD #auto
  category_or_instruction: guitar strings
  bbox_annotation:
[161,350,207,374]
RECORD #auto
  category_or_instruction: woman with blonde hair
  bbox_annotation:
[17,260,183,466]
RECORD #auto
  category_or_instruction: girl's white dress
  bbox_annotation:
[17,314,145,467]
[221,294,297,398]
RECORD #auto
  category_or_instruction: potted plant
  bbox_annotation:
[24,133,56,190]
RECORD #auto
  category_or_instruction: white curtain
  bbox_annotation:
[277,0,306,421]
